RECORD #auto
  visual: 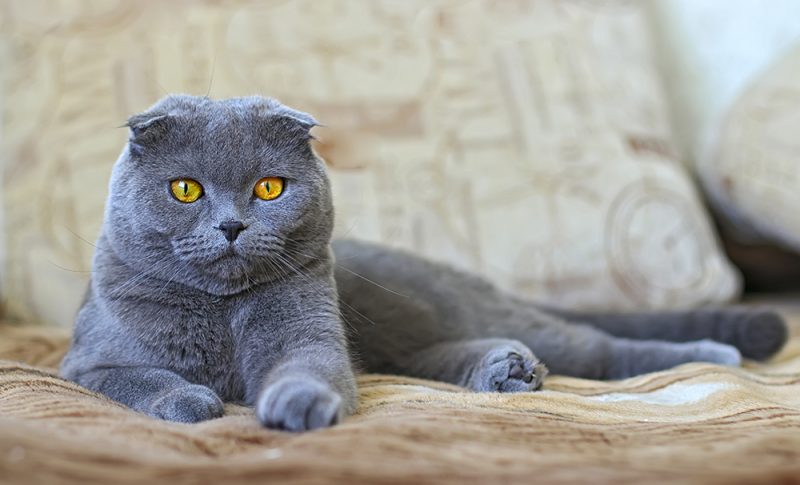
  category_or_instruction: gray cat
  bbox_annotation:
[60,95,788,432]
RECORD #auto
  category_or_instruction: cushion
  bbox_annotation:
[1,316,800,483]
[701,44,800,252]
[0,1,740,327]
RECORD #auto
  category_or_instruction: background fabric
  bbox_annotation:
[0,0,740,327]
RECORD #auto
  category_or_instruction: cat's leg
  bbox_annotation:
[538,305,787,360]
[401,338,548,392]
[514,322,742,379]
[605,338,742,378]
[331,240,744,381]
[249,347,356,432]
[70,367,224,423]
[236,274,358,432]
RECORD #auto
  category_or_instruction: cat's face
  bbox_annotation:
[105,95,333,295]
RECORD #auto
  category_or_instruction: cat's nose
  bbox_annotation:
[216,220,246,242]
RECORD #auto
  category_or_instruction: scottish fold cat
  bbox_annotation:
[61,95,787,432]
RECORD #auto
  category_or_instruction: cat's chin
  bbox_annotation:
[209,253,247,275]
[188,255,264,295]
[187,269,266,296]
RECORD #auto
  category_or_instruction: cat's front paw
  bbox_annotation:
[149,384,224,423]
[468,341,548,393]
[256,376,343,432]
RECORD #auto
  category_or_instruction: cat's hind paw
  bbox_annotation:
[692,339,742,367]
[467,341,548,393]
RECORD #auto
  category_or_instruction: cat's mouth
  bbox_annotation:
[172,233,285,285]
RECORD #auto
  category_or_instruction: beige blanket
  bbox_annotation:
[1,318,800,484]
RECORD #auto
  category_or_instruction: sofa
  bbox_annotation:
[2,1,800,483]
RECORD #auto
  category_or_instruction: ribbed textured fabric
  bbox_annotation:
[1,321,799,484]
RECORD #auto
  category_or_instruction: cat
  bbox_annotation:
[60,95,788,432]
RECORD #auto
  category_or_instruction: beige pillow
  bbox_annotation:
[0,0,740,326]
[701,44,800,250]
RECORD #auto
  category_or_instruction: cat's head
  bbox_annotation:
[104,94,333,295]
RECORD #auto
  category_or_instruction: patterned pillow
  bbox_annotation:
[0,0,740,326]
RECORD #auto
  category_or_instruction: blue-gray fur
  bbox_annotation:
[61,95,788,432]
[334,240,784,381]
[61,95,355,431]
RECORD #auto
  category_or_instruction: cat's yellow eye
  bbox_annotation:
[254,177,284,201]
[170,179,204,203]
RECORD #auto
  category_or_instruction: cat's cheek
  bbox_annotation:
[150,201,207,236]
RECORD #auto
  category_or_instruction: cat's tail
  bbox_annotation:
[540,306,789,361]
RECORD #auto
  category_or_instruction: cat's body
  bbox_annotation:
[335,240,784,382]
[61,95,788,432]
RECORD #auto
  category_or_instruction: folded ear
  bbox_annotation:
[125,112,173,157]
[270,104,319,129]
[258,98,320,142]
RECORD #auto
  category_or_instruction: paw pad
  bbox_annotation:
[469,343,548,393]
